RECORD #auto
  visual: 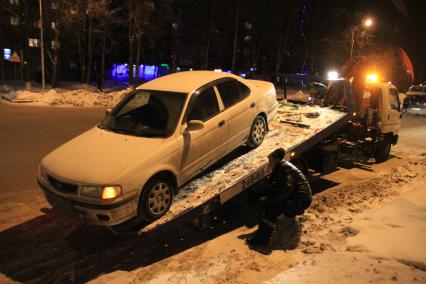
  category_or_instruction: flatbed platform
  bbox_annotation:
[139,102,348,234]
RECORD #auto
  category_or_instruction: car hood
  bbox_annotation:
[42,127,172,184]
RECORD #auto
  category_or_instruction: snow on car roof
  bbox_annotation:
[137,71,242,94]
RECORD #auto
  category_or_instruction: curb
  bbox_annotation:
[1,96,34,103]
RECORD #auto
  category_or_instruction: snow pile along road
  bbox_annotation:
[2,88,130,107]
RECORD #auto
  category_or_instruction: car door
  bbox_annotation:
[382,87,402,134]
[215,79,256,151]
[178,86,228,182]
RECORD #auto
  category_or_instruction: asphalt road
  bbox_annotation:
[0,102,105,198]
[394,112,426,154]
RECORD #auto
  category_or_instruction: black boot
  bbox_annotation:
[246,221,274,247]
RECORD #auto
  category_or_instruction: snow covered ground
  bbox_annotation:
[90,151,426,284]
[1,84,130,107]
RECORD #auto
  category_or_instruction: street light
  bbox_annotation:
[350,17,374,59]
[364,18,373,27]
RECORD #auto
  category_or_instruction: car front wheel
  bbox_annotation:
[374,135,391,163]
[138,175,174,222]
[247,115,267,148]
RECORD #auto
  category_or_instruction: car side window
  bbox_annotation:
[237,81,251,98]
[389,88,400,111]
[187,87,220,122]
[216,80,244,108]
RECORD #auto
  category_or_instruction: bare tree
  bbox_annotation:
[231,0,240,72]
[275,0,295,73]
[202,0,215,69]
[127,0,155,87]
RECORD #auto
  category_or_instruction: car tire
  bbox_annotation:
[247,115,267,148]
[138,175,174,222]
[374,135,391,163]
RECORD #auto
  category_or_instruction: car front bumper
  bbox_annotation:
[38,179,138,226]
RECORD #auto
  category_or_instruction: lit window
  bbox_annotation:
[51,40,60,49]
[28,38,40,47]
[51,1,58,9]
[244,35,251,42]
[10,16,19,26]
[10,0,19,5]
[244,22,252,30]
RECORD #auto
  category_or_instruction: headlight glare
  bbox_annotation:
[102,186,122,199]
[79,185,122,199]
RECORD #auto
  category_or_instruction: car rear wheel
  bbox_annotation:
[247,115,267,148]
[138,175,174,222]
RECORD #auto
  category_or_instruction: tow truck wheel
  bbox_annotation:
[247,115,267,148]
[138,175,174,221]
[374,135,391,163]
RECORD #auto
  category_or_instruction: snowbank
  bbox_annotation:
[2,88,130,107]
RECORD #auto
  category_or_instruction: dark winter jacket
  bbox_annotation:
[266,161,312,205]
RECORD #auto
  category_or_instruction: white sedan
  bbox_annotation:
[38,71,278,226]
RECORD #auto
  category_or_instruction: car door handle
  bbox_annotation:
[250,102,256,108]
[218,120,225,127]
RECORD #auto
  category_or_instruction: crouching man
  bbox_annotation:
[246,148,312,248]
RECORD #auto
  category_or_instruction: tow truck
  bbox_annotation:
[119,70,403,235]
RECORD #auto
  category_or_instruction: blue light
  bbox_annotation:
[111,64,129,80]
[111,63,162,83]
[3,48,11,60]
[145,65,156,76]
[141,65,158,81]
[240,73,247,78]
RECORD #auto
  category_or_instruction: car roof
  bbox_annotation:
[137,71,242,93]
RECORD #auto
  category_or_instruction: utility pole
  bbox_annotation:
[39,0,45,93]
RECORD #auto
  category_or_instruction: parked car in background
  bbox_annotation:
[38,71,278,226]
[404,84,426,115]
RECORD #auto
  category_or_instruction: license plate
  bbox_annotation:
[241,165,271,190]
[220,164,271,204]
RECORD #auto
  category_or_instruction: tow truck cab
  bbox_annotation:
[294,77,403,175]
[361,81,402,138]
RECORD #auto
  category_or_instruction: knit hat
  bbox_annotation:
[269,148,286,161]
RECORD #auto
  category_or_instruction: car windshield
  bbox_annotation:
[98,90,187,137]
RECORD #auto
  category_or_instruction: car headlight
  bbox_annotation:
[79,185,122,200]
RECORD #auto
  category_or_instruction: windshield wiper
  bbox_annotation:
[110,128,136,135]
[98,124,112,131]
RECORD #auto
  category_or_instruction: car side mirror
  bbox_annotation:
[186,120,204,132]
[105,108,112,115]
